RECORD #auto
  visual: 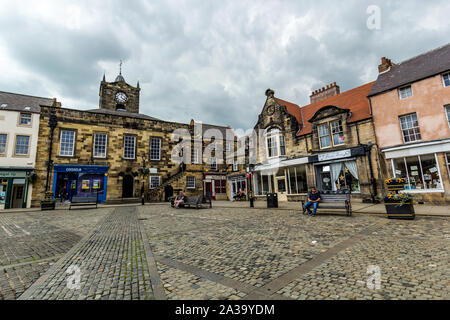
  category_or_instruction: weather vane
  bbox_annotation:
[119,60,123,75]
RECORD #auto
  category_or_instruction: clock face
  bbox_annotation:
[115,92,128,103]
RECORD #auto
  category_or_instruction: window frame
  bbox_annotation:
[18,113,32,127]
[0,133,8,156]
[186,176,196,189]
[398,85,413,100]
[149,176,161,189]
[59,130,76,157]
[445,105,450,129]
[399,113,421,144]
[13,134,31,157]
[265,129,286,158]
[233,160,238,172]
[93,133,108,159]
[442,72,450,87]
[210,157,217,171]
[150,137,162,161]
[330,119,345,146]
[123,135,136,160]
[318,123,332,149]
[191,147,199,164]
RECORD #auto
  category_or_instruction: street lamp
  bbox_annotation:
[248,164,255,208]
[45,111,58,192]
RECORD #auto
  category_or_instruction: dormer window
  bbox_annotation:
[266,129,286,158]
[399,85,413,100]
[318,120,345,149]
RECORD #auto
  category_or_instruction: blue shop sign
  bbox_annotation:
[54,165,109,174]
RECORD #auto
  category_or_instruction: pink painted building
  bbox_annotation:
[369,44,450,204]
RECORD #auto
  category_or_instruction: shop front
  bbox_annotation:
[203,173,227,200]
[383,139,450,204]
[228,174,247,201]
[0,168,33,209]
[52,165,109,203]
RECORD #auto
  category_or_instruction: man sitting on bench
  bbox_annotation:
[304,187,321,216]
[174,191,185,208]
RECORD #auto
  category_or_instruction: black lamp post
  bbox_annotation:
[364,142,378,203]
[45,111,58,192]
[248,164,255,208]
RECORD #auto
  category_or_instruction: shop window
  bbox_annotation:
[19,113,32,126]
[393,154,443,190]
[150,137,161,161]
[318,124,331,149]
[399,113,421,143]
[399,85,413,99]
[215,179,226,194]
[316,162,360,192]
[186,176,196,189]
[443,73,450,87]
[331,120,345,146]
[15,135,30,156]
[124,135,136,160]
[287,166,307,194]
[93,133,107,158]
[59,130,76,157]
[149,176,160,189]
[0,134,7,155]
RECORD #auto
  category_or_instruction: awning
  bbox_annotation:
[383,139,450,159]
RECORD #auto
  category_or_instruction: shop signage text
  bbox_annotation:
[318,149,351,162]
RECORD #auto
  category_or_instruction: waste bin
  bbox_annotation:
[266,193,278,208]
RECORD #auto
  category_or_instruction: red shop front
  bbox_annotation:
[203,174,227,200]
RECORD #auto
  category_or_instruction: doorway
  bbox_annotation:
[11,184,25,208]
[122,175,134,198]
[164,185,174,202]
[204,181,214,200]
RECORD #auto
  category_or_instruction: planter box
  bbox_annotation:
[384,201,415,220]
[386,183,406,192]
[41,201,56,211]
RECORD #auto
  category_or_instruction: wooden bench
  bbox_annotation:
[171,196,205,209]
[301,192,352,216]
[69,196,98,210]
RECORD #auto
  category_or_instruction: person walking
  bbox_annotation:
[304,187,321,216]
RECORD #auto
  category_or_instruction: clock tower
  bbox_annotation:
[99,70,141,114]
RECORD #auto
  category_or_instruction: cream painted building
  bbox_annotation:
[0,91,58,209]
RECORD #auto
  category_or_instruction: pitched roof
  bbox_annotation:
[274,98,302,124]
[297,81,375,136]
[197,122,235,141]
[369,43,450,97]
[0,91,55,113]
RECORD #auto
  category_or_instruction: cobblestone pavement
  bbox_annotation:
[1,204,449,300]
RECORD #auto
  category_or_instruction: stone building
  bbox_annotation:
[369,44,450,204]
[31,72,235,206]
[252,82,383,203]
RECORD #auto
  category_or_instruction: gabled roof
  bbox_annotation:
[0,91,55,113]
[274,98,302,124]
[369,43,450,97]
[297,81,375,136]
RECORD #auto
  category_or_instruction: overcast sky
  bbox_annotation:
[0,0,449,130]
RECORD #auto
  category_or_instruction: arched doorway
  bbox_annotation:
[122,175,134,198]
[164,185,174,202]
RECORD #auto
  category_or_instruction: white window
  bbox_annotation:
[150,137,161,161]
[0,134,7,155]
[445,105,450,128]
[266,129,286,158]
[400,113,421,143]
[225,141,231,152]
[233,160,239,172]
[59,130,75,156]
[392,154,443,191]
[19,113,32,126]
[210,157,217,170]
[399,85,413,99]
[15,135,30,155]
[93,133,107,158]
[318,124,331,149]
[443,73,450,87]
[191,148,199,164]
[186,176,196,189]
[124,135,136,159]
[331,120,345,145]
[149,176,161,189]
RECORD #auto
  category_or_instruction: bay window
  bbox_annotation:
[392,154,443,191]
[266,129,286,158]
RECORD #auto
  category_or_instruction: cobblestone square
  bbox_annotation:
[0,205,448,300]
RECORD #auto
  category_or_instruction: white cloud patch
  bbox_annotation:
[0,0,449,130]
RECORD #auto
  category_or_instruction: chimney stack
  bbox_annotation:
[378,57,395,73]
[309,82,340,104]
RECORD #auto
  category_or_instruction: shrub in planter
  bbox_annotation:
[384,192,415,220]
